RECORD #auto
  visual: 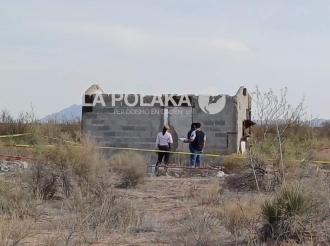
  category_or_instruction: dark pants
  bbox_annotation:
[156,145,171,167]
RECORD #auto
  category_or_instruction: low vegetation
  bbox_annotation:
[109,151,148,188]
[1,86,330,245]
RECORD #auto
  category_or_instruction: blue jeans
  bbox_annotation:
[189,144,194,166]
[190,147,202,167]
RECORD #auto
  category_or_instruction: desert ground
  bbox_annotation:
[2,108,330,245]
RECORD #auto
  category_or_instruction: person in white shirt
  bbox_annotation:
[155,124,173,172]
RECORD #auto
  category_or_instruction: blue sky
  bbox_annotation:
[1,0,329,119]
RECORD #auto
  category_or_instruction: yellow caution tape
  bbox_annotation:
[0,143,243,157]
[3,143,330,163]
[95,146,246,157]
[2,143,330,163]
[1,134,330,164]
[0,133,32,138]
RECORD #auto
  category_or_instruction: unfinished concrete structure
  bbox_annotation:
[82,85,254,163]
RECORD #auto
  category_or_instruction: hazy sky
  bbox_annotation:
[1,0,329,119]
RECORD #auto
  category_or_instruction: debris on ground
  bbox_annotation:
[0,160,29,172]
[216,171,229,178]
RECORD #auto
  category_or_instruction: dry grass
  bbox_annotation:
[212,196,263,241]
[198,182,223,205]
[3,107,330,245]
[169,207,222,246]
[219,155,246,173]
[109,151,147,188]
[0,217,32,246]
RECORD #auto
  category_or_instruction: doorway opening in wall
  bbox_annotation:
[241,119,256,154]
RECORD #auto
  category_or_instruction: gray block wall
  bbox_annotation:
[191,96,238,156]
[82,89,250,164]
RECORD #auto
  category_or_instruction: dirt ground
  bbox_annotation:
[3,169,239,246]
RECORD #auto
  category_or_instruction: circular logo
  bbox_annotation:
[198,87,226,114]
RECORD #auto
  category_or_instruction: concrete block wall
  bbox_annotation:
[82,88,250,163]
[191,95,238,156]
[82,95,163,162]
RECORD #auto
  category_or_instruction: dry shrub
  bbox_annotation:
[0,217,32,246]
[198,182,222,205]
[110,151,147,188]
[107,199,151,233]
[0,184,36,220]
[225,155,281,193]
[311,149,330,164]
[0,137,114,246]
[27,187,154,245]
[0,108,37,135]
[213,196,262,240]
[36,235,66,246]
[57,188,153,242]
[220,155,245,173]
[0,180,12,197]
[183,182,199,199]
[33,117,81,144]
[23,162,75,200]
[40,135,109,189]
[170,208,221,246]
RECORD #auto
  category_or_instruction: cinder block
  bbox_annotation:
[215,132,227,137]
[121,126,133,131]
[98,125,109,131]
[145,137,156,142]
[202,121,214,126]
[203,126,221,131]
[104,131,116,137]
[84,125,98,132]
[126,119,141,125]
[122,137,142,143]
[83,113,97,119]
[215,120,226,125]
[115,131,131,137]
[122,126,146,131]
[92,119,104,124]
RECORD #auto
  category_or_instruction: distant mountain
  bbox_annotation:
[39,104,82,123]
[310,118,328,126]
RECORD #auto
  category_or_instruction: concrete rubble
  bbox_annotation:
[0,160,29,172]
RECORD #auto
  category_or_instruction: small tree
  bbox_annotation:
[250,86,307,184]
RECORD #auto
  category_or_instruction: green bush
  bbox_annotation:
[259,181,323,243]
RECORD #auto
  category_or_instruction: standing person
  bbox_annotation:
[187,123,196,160]
[155,125,173,172]
[184,122,206,168]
